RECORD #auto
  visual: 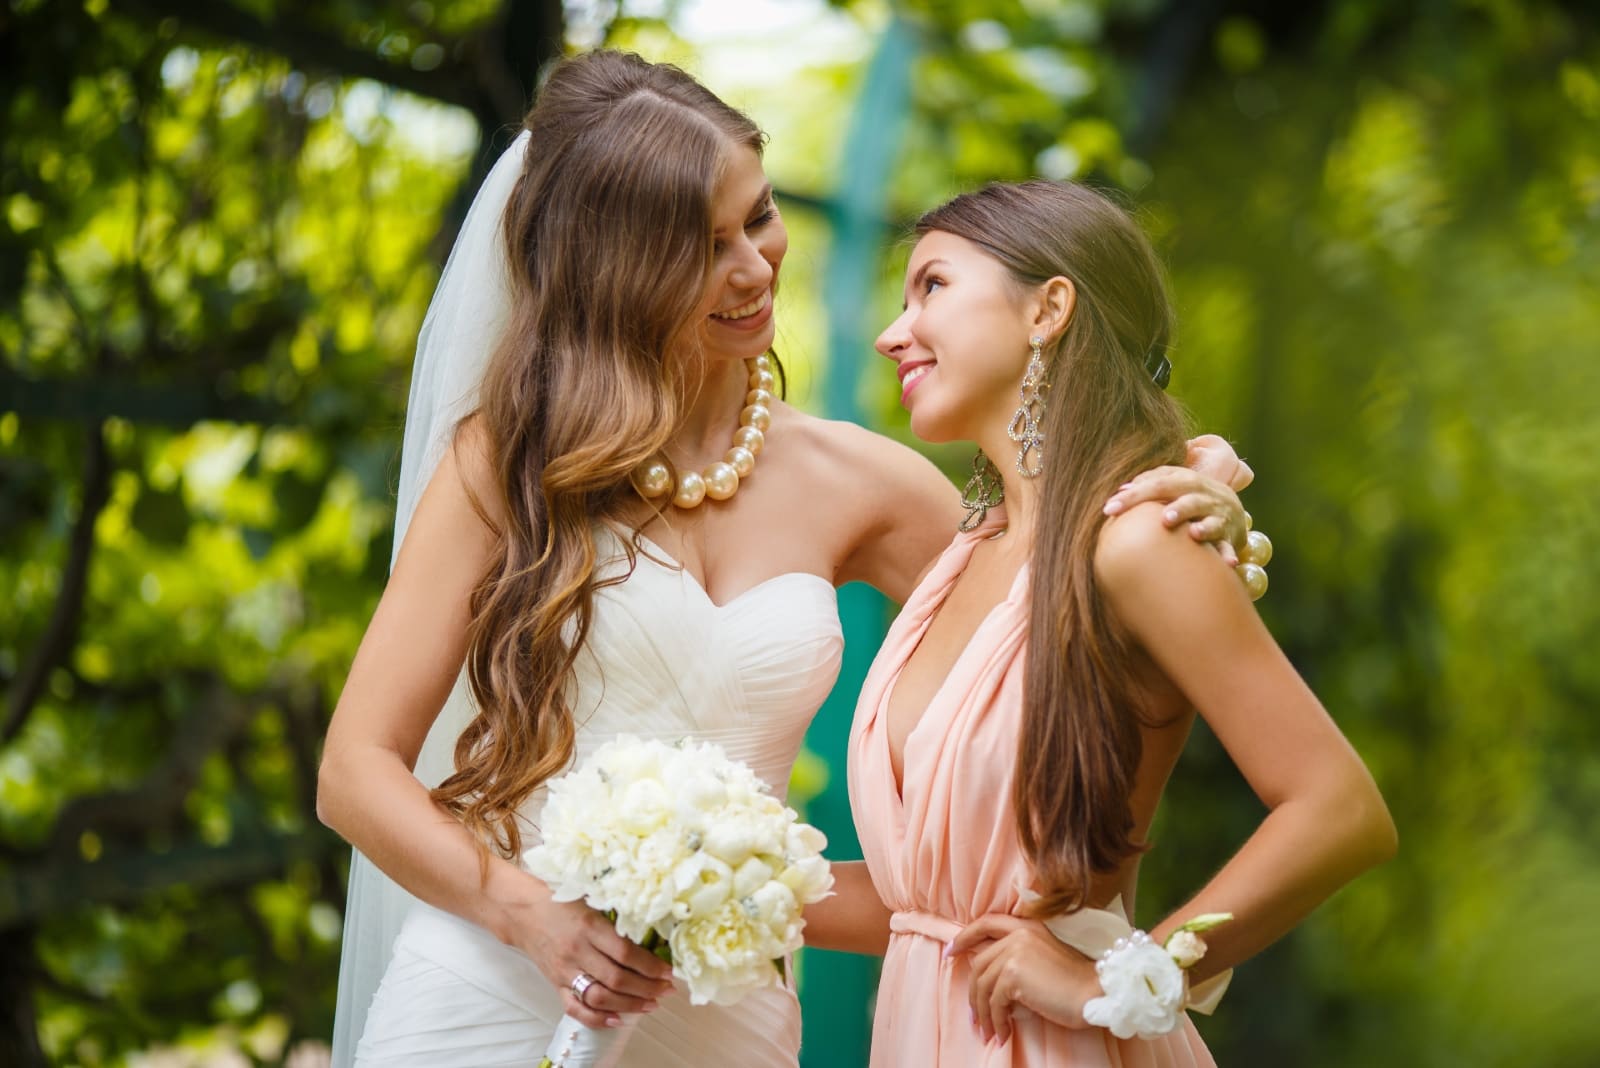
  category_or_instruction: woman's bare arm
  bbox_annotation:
[317,423,672,1026]
[1096,501,1397,984]
[800,860,892,956]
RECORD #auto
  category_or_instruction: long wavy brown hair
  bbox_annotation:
[430,51,767,860]
[915,181,1190,917]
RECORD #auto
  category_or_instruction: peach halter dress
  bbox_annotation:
[847,511,1216,1067]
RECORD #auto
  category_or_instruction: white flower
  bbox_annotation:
[776,854,833,904]
[785,823,827,856]
[701,815,775,865]
[523,734,830,1008]
[1081,932,1186,1039]
[732,857,775,899]
[1165,929,1207,970]
[674,852,735,919]
[616,777,674,836]
[669,897,786,1005]
[746,881,798,929]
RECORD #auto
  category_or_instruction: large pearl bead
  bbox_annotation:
[746,388,774,408]
[732,425,764,454]
[1243,529,1273,567]
[734,426,764,455]
[633,459,672,498]
[673,470,706,509]
[752,354,771,372]
[1240,563,1268,601]
[725,445,756,478]
[1243,510,1253,532]
[749,370,776,393]
[741,404,771,432]
[703,461,739,501]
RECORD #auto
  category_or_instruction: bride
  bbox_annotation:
[316,50,1251,1066]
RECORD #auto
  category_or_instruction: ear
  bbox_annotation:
[1027,277,1076,342]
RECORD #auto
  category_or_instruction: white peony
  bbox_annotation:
[1081,932,1187,1039]
[524,734,833,1008]
[669,895,793,1005]
[673,851,735,919]
[776,854,832,902]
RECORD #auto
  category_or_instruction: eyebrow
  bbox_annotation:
[714,184,775,235]
[902,258,950,310]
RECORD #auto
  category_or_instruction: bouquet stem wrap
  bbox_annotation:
[538,1012,640,1068]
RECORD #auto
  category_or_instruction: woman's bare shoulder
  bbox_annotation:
[441,413,506,531]
[777,406,946,487]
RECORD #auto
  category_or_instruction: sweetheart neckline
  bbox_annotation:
[629,531,836,612]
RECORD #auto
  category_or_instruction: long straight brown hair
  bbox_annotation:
[430,51,767,859]
[916,181,1189,916]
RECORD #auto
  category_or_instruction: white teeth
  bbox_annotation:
[711,291,770,320]
[902,364,931,388]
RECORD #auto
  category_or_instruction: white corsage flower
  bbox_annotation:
[1082,931,1187,1039]
[1077,912,1236,1041]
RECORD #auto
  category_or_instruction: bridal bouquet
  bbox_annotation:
[526,735,834,1068]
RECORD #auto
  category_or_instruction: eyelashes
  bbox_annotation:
[714,205,778,256]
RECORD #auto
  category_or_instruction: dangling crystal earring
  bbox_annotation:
[958,450,1004,532]
[1007,336,1047,478]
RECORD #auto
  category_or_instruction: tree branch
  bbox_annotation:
[41,675,259,858]
[0,927,45,1068]
[1126,0,1231,157]
[118,0,482,111]
[2,422,111,745]
[0,831,339,929]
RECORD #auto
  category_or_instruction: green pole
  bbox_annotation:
[799,14,919,1068]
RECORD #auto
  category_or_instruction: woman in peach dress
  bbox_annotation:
[847,181,1397,1066]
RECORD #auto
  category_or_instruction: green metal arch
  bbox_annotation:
[798,15,920,1068]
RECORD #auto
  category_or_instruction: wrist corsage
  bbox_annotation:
[1080,913,1234,1040]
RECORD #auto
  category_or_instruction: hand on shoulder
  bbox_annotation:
[1095,499,1241,606]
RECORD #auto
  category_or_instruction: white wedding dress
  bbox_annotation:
[351,528,844,1066]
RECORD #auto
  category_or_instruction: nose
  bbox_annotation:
[728,236,775,293]
[875,309,913,360]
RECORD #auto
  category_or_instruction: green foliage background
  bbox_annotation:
[3,0,1597,1064]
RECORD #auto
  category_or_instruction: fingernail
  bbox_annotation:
[942,941,954,959]
[643,1001,659,1013]
[1119,482,1134,490]
[1164,509,1179,523]
[1103,499,1123,515]
[606,1017,624,1028]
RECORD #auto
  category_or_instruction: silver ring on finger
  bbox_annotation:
[569,971,598,1007]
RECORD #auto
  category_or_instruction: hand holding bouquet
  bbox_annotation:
[526,735,834,1068]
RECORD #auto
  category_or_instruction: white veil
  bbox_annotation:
[329,130,530,1066]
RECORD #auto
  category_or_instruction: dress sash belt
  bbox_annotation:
[889,910,962,946]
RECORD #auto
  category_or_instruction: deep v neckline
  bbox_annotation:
[881,534,1028,805]
[630,531,834,612]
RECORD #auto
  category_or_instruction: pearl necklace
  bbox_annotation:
[632,355,775,509]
